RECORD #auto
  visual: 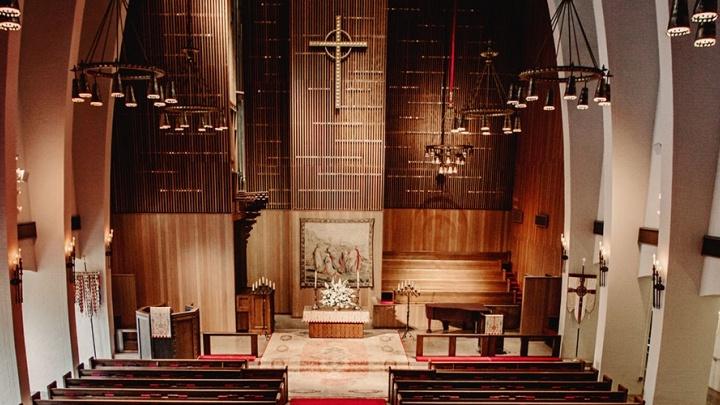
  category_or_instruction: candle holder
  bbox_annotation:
[66,237,77,284]
[104,229,114,257]
[251,277,275,339]
[561,234,569,273]
[652,258,665,309]
[598,242,609,287]
[395,281,420,340]
[10,250,23,304]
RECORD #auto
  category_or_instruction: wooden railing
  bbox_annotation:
[202,332,259,357]
[415,333,562,358]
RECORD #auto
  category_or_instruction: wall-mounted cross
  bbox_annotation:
[309,15,367,110]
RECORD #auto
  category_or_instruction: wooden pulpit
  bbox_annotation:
[135,305,201,359]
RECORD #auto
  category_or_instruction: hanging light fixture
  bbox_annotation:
[577,85,589,110]
[158,113,171,130]
[512,117,522,133]
[0,14,20,31]
[695,20,717,46]
[425,0,473,176]
[71,76,85,103]
[90,82,103,107]
[78,73,92,99]
[110,74,124,98]
[598,75,612,107]
[692,0,718,22]
[71,0,164,109]
[525,79,538,102]
[164,81,178,104]
[0,0,21,17]
[124,85,137,108]
[520,0,608,112]
[502,115,513,134]
[544,87,556,111]
[204,114,214,129]
[459,42,517,136]
[153,86,166,107]
[668,0,692,36]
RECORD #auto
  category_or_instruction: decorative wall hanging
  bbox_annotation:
[300,218,374,289]
[309,15,368,110]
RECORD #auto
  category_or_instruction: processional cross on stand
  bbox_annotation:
[567,258,597,358]
[309,15,367,110]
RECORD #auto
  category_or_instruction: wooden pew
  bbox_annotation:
[48,386,281,402]
[63,374,283,390]
[395,388,630,402]
[388,368,601,403]
[430,361,587,371]
[89,357,248,369]
[77,365,284,380]
[398,402,643,405]
[416,333,562,358]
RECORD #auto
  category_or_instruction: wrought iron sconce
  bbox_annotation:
[104,228,114,256]
[65,237,76,284]
[652,255,665,309]
[10,249,23,304]
[560,233,569,272]
[598,241,609,286]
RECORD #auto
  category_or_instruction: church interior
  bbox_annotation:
[2,0,720,404]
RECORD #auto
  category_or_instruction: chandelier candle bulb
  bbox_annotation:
[564,75,578,100]
[78,73,92,98]
[110,74,124,98]
[526,79,538,101]
[124,86,137,108]
[668,0,692,36]
[694,20,717,46]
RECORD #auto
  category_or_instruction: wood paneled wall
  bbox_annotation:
[383,209,508,253]
[384,1,522,210]
[508,0,564,283]
[243,0,291,209]
[289,0,387,210]
[111,0,233,213]
[110,214,235,332]
[246,210,293,313]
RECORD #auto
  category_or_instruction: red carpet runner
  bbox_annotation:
[291,400,386,405]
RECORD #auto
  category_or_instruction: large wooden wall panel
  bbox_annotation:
[383,209,508,253]
[111,214,235,332]
[508,0,564,283]
[290,0,387,210]
[246,210,293,313]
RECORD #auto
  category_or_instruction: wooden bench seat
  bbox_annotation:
[49,386,282,401]
[430,361,587,371]
[396,389,629,402]
[78,366,283,379]
[64,375,284,390]
[393,379,613,392]
[34,399,278,405]
[89,358,248,369]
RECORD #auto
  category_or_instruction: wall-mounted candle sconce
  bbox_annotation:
[10,249,23,303]
[652,254,665,309]
[599,240,609,287]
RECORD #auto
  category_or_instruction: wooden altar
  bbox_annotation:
[302,306,369,338]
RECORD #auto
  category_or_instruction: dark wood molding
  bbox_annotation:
[17,222,37,240]
[233,191,269,293]
[702,235,720,258]
[593,220,604,236]
[638,227,659,246]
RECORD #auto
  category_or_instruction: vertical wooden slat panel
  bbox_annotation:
[289,0,387,211]
[111,0,233,213]
[384,0,520,210]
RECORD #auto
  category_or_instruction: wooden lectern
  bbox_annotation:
[236,290,275,334]
[135,305,200,359]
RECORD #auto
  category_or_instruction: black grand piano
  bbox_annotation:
[425,303,521,333]
[425,303,490,333]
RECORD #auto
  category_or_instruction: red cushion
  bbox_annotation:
[416,356,561,362]
[197,354,256,361]
[291,400,385,405]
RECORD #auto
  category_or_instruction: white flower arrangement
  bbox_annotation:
[319,278,357,309]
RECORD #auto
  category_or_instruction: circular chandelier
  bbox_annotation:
[70,0,165,109]
[667,0,717,47]
[455,43,521,135]
[518,0,611,111]
[0,0,21,31]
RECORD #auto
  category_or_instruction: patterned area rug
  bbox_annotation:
[256,329,410,398]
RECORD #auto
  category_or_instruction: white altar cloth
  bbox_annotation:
[302,306,370,324]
